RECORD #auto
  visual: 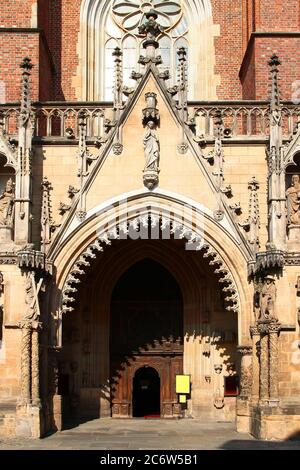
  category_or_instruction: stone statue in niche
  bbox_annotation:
[258,275,278,323]
[24,277,37,321]
[286,174,300,226]
[0,178,15,226]
[142,91,160,190]
[143,120,160,173]
[24,274,43,322]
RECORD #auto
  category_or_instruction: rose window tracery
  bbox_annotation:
[112,0,183,35]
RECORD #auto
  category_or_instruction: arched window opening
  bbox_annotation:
[79,0,216,101]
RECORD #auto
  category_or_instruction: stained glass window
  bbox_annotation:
[104,0,188,100]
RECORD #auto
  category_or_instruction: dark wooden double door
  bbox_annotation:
[111,351,183,418]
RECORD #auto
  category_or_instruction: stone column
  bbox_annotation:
[237,345,253,398]
[31,322,42,407]
[19,321,32,405]
[259,331,269,402]
[250,326,260,402]
[269,322,281,403]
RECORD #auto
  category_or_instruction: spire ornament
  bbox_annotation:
[14,57,35,245]
[267,54,286,251]
[112,47,124,155]
[176,47,188,155]
[239,177,260,254]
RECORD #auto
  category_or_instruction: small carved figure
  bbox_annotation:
[0,178,15,226]
[286,175,300,225]
[24,277,37,321]
[259,275,278,322]
[143,121,160,172]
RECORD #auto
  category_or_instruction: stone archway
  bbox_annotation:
[49,194,253,428]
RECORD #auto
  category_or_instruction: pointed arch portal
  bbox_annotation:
[50,190,254,423]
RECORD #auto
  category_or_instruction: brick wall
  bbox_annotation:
[0,33,39,102]
[0,0,37,28]
[211,0,244,100]
[47,0,81,100]
[257,0,300,32]
[0,1,299,102]
[241,35,300,100]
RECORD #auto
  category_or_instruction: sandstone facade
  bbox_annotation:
[0,1,300,441]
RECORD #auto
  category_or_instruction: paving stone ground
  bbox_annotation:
[0,419,300,450]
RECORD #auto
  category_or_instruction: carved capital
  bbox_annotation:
[18,320,32,330]
[268,322,282,334]
[250,325,260,337]
[237,345,253,356]
[17,249,53,275]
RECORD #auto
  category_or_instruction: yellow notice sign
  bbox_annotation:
[176,375,190,394]
[179,395,187,404]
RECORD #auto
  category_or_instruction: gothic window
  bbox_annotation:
[80,0,216,101]
[104,0,188,100]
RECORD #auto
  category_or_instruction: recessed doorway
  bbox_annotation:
[133,366,160,418]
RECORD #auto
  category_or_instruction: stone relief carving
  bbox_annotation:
[0,177,15,226]
[286,174,300,226]
[257,275,278,323]
[142,93,160,190]
[24,273,43,322]
[143,121,160,173]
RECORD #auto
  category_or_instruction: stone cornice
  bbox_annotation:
[17,250,53,275]
[249,251,300,277]
[248,251,285,277]
[0,253,17,265]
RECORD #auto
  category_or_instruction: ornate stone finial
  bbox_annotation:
[41,177,56,252]
[177,47,187,91]
[176,47,188,154]
[20,57,34,72]
[112,47,124,155]
[20,57,33,113]
[112,47,123,109]
[138,8,164,63]
[269,53,281,111]
[239,177,260,254]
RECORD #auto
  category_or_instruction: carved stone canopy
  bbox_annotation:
[143,92,160,126]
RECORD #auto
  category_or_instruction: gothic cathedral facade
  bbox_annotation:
[0,0,300,440]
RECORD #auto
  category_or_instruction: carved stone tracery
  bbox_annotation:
[61,214,240,315]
